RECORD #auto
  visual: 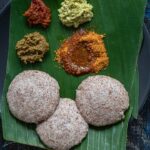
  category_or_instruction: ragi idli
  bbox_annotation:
[7,70,60,124]
[36,98,88,150]
[76,75,129,126]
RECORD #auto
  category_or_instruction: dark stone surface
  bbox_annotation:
[127,95,150,150]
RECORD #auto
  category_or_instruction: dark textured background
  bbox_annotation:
[126,2,150,149]
[0,0,150,150]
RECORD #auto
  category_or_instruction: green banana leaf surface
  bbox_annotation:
[1,0,146,149]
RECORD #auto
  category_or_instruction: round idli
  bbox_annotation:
[7,70,60,124]
[36,98,88,150]
[76,75,129,126]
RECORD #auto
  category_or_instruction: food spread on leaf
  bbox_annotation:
[24,0,51,28]
[55,29,109,76]
[58,0,93,28]
[4,0,133,149]
[7,71,129,150]
[16,32,49,64]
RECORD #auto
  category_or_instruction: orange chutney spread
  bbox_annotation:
[55,29,109,76]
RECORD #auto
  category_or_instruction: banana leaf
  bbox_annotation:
[1,0,146,149]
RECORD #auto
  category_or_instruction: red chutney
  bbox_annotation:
[55,29,109,76]
[24,0,51,28]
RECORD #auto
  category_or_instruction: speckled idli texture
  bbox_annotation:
[7,70,60,124]
[36,98,88,150]
[76,75,129,126]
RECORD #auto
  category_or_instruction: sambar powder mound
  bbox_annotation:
[55,29,109,76]
[16,32,49,64]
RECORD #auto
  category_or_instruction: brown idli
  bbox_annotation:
[76,75,129,126]
[36,98,88,150]
[7,70,60,124]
